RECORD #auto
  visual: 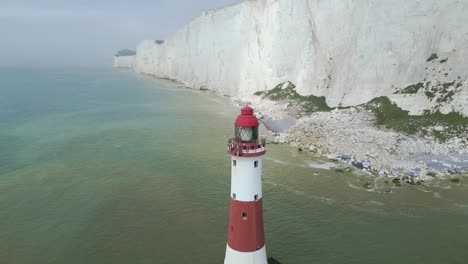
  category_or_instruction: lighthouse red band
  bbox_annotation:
[224,106,268,264]
[227,198,265,251]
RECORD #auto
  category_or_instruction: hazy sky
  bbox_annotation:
[0,0,243,68]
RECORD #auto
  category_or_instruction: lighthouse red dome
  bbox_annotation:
[234,106,259,127]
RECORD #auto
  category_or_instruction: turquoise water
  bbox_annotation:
[1,68,468,264]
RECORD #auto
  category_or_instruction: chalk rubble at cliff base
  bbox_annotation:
[245,97,468,180]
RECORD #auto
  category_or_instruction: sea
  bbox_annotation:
[1,68,467,264]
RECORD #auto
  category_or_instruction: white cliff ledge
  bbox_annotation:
[117,0,468,117]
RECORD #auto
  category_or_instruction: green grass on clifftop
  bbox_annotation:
[115,49,136,57]
[361,96,468,141]
[255,82,332,113]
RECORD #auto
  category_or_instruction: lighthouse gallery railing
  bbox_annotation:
[227,138,266,157]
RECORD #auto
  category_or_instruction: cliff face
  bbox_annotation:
[113,55,135,68]
[127,0,468,116]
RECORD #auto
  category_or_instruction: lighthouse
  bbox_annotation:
[224,106,268,264]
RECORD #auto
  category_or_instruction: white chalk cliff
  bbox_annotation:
[119,0,468,116]
[113,55,135,68]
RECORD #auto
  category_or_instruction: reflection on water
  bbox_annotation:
[0,68,467,264]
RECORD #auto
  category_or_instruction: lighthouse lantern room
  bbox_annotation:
[224,106,268,264]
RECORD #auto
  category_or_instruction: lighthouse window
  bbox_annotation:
[235,126,258,143]
[232,193,236,199]
[254,194,258,201]
[233,160,237,166]
[242,212,248,220]
[254,161,258,168]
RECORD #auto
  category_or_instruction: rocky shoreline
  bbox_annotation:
[125,69,467,181]
[237,96,468,181]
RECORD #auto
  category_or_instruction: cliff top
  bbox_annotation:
[115,49,136,57]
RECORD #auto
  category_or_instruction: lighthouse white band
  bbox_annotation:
[231,156,263,202]
[224,244,267,264]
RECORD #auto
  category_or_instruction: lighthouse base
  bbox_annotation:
[224,245,267,264]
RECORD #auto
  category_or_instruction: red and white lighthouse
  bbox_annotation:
[224,106,268,264]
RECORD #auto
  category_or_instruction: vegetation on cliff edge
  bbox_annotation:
[254,82,332,113]
[255,82,466,141]
[115,49,136,57]
[361,96,468,141]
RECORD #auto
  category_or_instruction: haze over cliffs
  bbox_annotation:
[118,0,468,116]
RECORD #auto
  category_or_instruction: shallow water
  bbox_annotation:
[1,68,467,264]
[412,153,468,171]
